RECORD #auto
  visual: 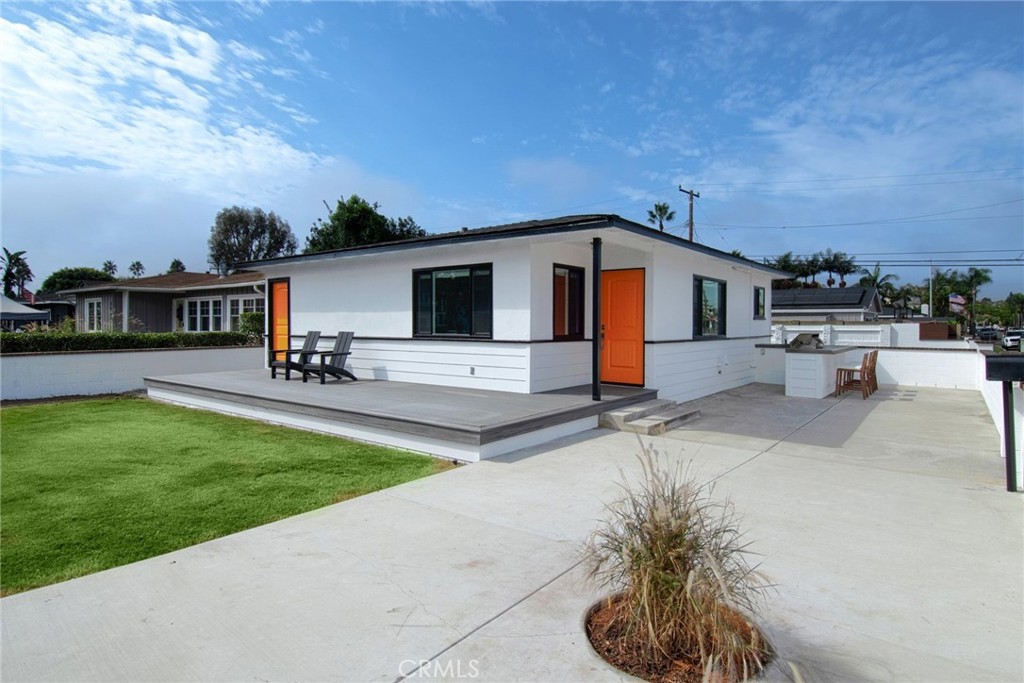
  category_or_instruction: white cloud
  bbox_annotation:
[0,4,323,203]
[227,40,264,62]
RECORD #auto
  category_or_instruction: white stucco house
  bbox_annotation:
[240,214,789,405]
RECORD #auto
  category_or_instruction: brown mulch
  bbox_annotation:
[586,594,770,683]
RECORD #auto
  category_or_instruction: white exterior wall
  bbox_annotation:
[0,347,263,400]
[261,231,776,397]
[272,241,534,392]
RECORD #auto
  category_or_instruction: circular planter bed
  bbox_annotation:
[585,593,772,683]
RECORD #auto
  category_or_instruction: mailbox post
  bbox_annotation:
[983,352,1024,492]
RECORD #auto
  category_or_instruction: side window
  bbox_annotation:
[693,276,727,337]
[754,286,765,319]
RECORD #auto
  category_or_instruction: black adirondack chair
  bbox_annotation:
[269,330,321,380]
[302,331,357,384]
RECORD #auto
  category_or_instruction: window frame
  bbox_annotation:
[412,263,494,339]
[753,286,766,320]
[184,296,223,332]
[693,276,727,338]
[228,295,265,332]
[552,264,585,341]
[85,298,102,332]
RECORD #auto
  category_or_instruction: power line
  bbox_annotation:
[701,199,1024,230]
[696,166,1024,187]
[699,176,1023,194]
[747,249,1022,257]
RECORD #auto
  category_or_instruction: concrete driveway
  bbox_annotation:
[3,384,1021,682]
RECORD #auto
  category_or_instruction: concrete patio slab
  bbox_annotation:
[3,384,1021,682]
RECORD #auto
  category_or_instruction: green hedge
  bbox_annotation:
[0,332,256,354]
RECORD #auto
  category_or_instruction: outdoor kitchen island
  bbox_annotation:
[785,346,864,399]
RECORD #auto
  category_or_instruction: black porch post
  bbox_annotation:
[592,237,602,401]
[1002,381,1018,492]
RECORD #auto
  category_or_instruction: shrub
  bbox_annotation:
[0,331,254,354]
[584,447,772,681]
[239,312,265,342]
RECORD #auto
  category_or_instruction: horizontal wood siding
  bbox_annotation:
[646,338,766,403]
[305,338,531,393]
[528,341,591,393]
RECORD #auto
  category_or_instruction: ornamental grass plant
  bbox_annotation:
[584,444,773,682]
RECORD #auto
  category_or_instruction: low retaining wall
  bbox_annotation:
[1,347,264,400]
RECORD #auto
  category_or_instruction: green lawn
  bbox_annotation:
[0,396,452,595]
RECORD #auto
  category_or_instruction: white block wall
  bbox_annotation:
[875,349,979,389]
[1,347,264,400]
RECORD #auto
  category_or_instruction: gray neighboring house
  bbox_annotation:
[771,286,883,322]
[60,271,265,333]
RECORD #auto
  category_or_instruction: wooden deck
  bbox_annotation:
[144,370,656,461]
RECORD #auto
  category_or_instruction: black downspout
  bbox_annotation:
[592,237,602,401]
[1002,381,1018,492]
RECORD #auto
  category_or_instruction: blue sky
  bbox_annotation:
[2,1,1022,298]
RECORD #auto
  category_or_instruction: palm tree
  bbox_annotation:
[646,202,676,232]
[767,252,799,288]
[818,249,839,287]
[961,267,992,331]
[858,262,899,294]
[795,254,823,286]
[102,260,118,277]
[833,252,858,288]
[1,248,33,298]
[167,258,186,273]
[129,261,145,278]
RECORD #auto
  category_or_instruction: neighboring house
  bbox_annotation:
[771,286,882,322]
[1,295,50,331]
[61,271,265,333]
[19,289,76,325]
[241,214,789,404]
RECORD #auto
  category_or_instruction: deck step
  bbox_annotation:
[598,399,677,430]
[622,406,702,435]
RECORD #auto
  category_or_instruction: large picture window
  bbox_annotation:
[413,264,492,337]
[754,286,766,319]
[693,276,726,337]
[553,264,584,340]
[229,296,265,331]
[186,298,223,332]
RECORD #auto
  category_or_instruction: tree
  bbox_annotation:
[305,195,426,253]
[646,202,676,232]
[38,267,114,293]
[729,249,744,258]
[2,248,33,298]
[767,252,799,288]
[129,261,145,278]
[208,206,297,275]
[858,261,899,298]
[167,258,186,273]
[961,267,992,331]
[102,260,118,277]
[818,249,838,287]
[833,252,858,288]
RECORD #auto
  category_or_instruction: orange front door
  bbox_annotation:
[601,269,645,385]
[270,280,290,360]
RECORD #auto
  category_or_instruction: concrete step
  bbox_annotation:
[598,399,678,430]
[617,405,702,435]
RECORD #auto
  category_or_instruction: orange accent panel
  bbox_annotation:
[601,269,644,385]
[554,274,567,337]
[271,281,289,361]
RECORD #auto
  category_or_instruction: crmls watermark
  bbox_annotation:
[398,659,480,679]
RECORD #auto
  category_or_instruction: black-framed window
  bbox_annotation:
[414,264,492,337]
[754,286,765,319]
[553,264,585,340]
[693,276,727,337]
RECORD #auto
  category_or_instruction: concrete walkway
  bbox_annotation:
[3,384,1021,682]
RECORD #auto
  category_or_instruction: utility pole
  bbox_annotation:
[678,186,700,241]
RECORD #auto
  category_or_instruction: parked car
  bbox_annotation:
[976,327,1000,342]
[1002,329,1023,351]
